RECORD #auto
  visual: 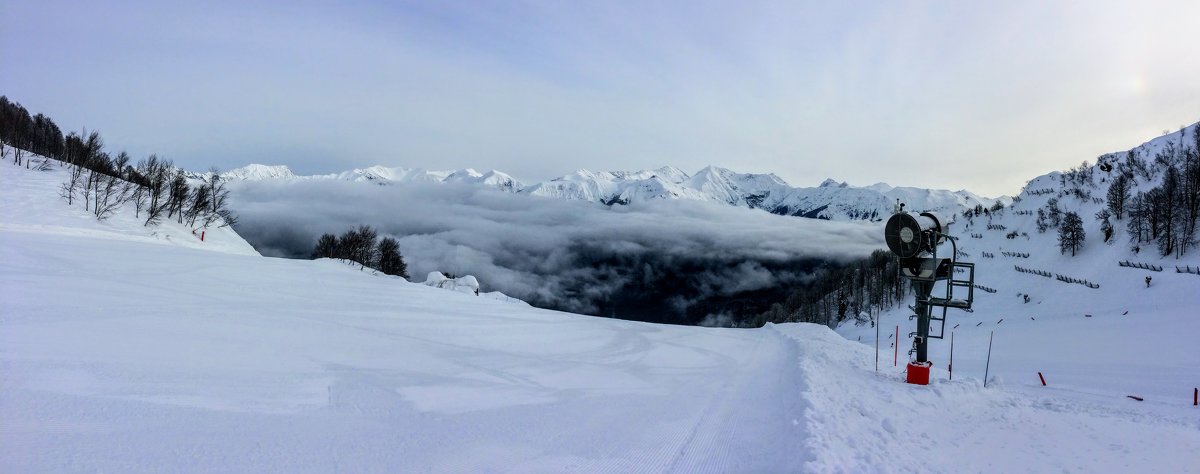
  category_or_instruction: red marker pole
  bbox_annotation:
[1038,372,1047,386]
[894,325,899,367]
[200,230,205,242]
[1194,388,1197,406]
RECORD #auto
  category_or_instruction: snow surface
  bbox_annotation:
[2,144,1198,472]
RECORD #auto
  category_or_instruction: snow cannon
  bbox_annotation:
[884,212,945,259]
[885,207,975,385]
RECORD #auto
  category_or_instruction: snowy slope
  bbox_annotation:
[834,125,1200,468]
[3,139,1198,472]
[1,156,812,471]
[1,154,258,257]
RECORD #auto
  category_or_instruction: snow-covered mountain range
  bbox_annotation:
[220,164,525,192]
[220,163,1008,222]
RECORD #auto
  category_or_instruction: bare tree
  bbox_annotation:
[1156,165,1180,256]
[59,161,86,206]
[138,155,169,226]
[1046,198,1062,228]
[185,183,210,227]
[312,233,338,259]
[93,172,132,220]
[336,225,379,269]
[377,237,409,278]
[166,170,189,223]
[34,154,54,171]
[1058,212,1086,256]
[130,184,149,218]
[201,169,236,227]
[112,151,131,178]
[1106,173,1129,220]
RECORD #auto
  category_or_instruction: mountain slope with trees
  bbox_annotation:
[755,121,1200,329]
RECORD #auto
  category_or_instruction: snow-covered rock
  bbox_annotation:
[423,271,482,296]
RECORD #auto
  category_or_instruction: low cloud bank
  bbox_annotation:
[229,180,884,324]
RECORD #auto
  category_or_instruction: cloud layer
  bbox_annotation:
[229,180,884,323]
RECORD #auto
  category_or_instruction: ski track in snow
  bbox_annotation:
[0,157,811,471]
[784,325,1200,474]
[2,151,1199,472]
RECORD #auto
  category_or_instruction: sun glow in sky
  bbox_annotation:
[2,0,1197,196]
[1128,76,1147,97]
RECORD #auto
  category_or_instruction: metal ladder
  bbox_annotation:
[908,235,975,354]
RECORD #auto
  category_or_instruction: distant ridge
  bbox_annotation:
[221,163,1008,222]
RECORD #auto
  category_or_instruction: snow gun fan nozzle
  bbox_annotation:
[885,212,945,258]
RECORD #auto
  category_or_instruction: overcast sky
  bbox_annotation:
[3,0,1197,196]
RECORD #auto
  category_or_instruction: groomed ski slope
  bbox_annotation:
[2,157,1198,472]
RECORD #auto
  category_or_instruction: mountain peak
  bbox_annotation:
[864,182,894,193]
[222,164,296,181]
[652,166,691,183]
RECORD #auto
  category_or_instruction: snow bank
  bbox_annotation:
[421,272,527,305]
[424,271,479,293]
[780,323,1198,473]
[0,207,807,471]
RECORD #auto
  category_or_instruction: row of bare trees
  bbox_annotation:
[1,95,236,227]
[0,96,61,170]
[312,225,410,278]
[57,133,236,226]
[747,250,910,328]
[1108,127,1200,257]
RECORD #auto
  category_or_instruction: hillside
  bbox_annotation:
[3,141,1199,472]
[1,155,258,257]
[837,124,1200,415]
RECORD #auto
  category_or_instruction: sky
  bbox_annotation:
[2,0,1198,196]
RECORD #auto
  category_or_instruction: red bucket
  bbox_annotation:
[906,361,931,385]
